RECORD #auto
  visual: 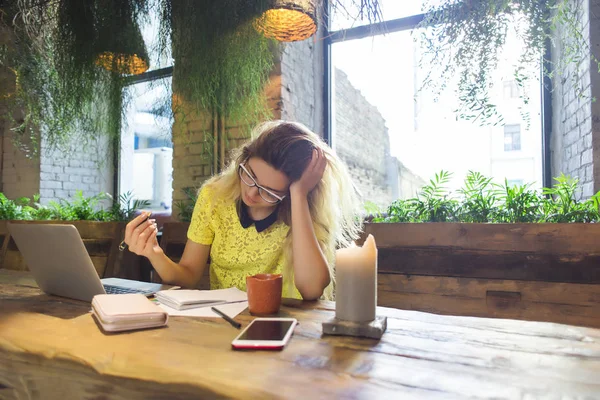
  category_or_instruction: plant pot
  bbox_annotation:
[363,222,600,328]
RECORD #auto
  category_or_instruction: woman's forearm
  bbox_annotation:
[147,243,209,288]
[290,187,330,300]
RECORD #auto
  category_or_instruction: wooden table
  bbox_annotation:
[1,270,600,399]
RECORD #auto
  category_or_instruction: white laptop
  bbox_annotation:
[7,222,176,302]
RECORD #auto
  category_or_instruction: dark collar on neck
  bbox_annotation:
[237,201,279,233]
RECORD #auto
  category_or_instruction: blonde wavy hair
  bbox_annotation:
[203,120,363,299]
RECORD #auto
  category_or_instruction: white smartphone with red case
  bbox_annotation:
[231,318,298,350]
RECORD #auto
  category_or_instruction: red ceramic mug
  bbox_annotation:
[246,274,283,316]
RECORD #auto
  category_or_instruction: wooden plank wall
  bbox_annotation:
[366,223,600,329]
[0,221,125,278]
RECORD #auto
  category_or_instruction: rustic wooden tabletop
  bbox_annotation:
[1,270,599,399]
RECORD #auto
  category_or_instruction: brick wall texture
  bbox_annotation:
[280,36,324,133]
[39,135,114,204]
[589,0,600,197]
[334,69,393,207]
[552,0,594,199]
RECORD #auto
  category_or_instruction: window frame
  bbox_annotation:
[503,124,522,152]
[116,67,174,210]
[323,0,552,187]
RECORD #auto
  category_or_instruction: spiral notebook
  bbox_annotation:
[154,287,247,310]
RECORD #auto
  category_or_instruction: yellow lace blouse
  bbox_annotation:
[187,185,296,297]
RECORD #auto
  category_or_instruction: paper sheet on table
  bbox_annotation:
[154,287,247,310]
[157,300,249,318]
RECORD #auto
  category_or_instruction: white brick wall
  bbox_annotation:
[39,134,114,205]
[280,28,325,134]
[334,69,392,207]
[0,26,113,205]
[552,0,594,199]
[590,0,600,197]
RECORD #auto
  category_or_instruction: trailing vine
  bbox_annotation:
[418,0,597,126]
[0,0,385,159]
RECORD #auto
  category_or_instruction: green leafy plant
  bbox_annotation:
[493,179,542,223]
[362,200,384,222]
[0,190,150,222]
[380,170,600,224]
[377,198,413,223]
[410,170,459,222]
[41,190,107,221]
[104,191,151,222]
[174,186,199,222]
[0,194,36,220]
[161,0,275,129]
[541,174,600,222]
[27,194,58,221]
[457,171,498,222]
[1,0,386,160]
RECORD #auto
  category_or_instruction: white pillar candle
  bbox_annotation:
[335,234,377,322]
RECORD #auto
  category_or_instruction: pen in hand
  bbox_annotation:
[211,307,241,329]
[119,211,153,251]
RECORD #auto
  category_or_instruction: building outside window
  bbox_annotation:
[503,80,520,99]
[120,6,174,213]
[121,77,173,212]
[328,0,544,208]
[504,124,522,152]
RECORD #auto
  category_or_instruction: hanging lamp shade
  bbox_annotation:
[254,0,317,42]
[94,4,149,75]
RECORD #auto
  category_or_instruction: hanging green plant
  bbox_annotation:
[417,0,594,126]
[0,0,388,160]
[155,0,275,130]
[0,0,149,156]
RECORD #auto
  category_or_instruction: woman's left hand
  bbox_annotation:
[290,148,327,197]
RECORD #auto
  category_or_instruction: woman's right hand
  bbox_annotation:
[124,211,161,259]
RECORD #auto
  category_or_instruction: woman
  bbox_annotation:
[124,120,362,300]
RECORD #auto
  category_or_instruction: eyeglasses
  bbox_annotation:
[238,163,286,204]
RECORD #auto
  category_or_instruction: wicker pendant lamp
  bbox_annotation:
[255,0,317,42]
[94,2,149,75]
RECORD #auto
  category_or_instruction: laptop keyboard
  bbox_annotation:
[103,285,154,296]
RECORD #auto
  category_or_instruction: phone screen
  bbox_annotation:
[237,320,295,341]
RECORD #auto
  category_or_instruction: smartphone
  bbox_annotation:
[231,318,298,350]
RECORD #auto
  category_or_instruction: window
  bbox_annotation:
[503,80,520,99]
[330,0,445,31]
[504,124,521,151]
[120,6,174,213]
[327,0,543,208]
[121,77,173,211]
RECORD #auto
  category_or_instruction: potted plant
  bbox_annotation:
[364,171,600,328]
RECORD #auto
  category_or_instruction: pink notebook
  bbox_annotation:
[91,294,168,332]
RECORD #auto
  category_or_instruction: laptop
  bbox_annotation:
[7,222,176,302]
